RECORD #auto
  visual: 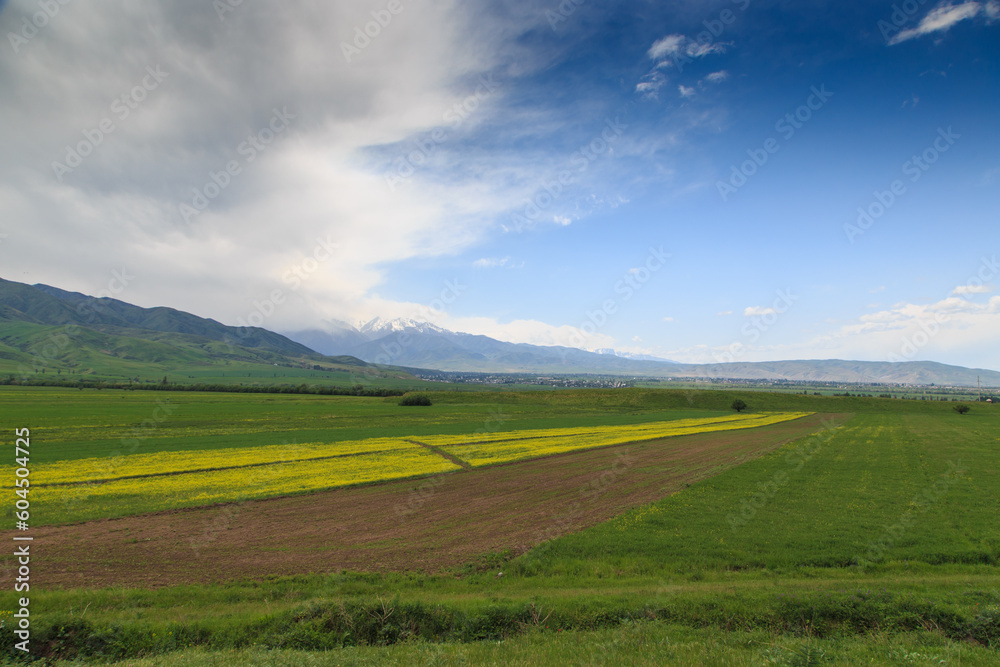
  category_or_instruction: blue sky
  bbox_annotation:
[1,1,998,368]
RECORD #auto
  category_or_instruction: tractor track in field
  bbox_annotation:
[26,413,846,589]
[406,438,472,469]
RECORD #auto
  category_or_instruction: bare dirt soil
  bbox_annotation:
[31,413,842,588]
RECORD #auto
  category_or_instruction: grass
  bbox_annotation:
[510,411,998,576]
[1,387,998,663]
[53,624,1000,666]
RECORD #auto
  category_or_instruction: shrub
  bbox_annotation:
[399,394,432,406]
[731,399,748,413]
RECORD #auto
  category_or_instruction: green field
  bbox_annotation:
[1,387,998,664]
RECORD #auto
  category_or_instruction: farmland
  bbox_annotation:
[11,408,809,525]
[0,386,998,664]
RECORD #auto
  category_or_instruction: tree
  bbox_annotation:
[953,404,970,415]
[731,399,748,413]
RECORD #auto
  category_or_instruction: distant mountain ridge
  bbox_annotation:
[2,278,996,387]
[286,318,1000,386]
[287,318,686,375]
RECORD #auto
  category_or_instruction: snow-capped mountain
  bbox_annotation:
[358,317,448,338]
[285,318,684,374]
[282,319,1000,385]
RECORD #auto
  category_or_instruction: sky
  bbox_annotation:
[1,0,998,369]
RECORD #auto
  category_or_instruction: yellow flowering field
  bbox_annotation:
[18,410,810,525]
[30,438,417,485]
[433,412,812,467]
[419,413,769,448]
[32,446,461,524]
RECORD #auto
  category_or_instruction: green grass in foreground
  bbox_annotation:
[74,624,1000,666]
[513,410,999,575]
[1,389,998,663]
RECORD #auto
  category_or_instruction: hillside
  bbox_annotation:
[0,278,403,386]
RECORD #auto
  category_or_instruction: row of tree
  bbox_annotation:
[0,376,407,397]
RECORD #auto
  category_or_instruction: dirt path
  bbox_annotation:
[406,438,472,469]
[26,413,845,589]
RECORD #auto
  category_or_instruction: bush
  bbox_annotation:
[953,404,970,415]
[731,399,748,413]
[399,394,432,406]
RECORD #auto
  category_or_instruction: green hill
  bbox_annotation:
[0,278,411,388]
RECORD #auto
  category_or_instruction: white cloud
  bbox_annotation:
[987,0,1000,19]
[473,256,510,269]
[441,315,616,350]
[744,306,777,316]
[647,34,727,64]
[635,71,667,99]
[662,316,675,322]
[890,1,983,45]
[953,283,995,295]
[717,310,733,316]
[704,70,728,84]
[648,34,686,59]
[662,293,1000,368]
[0,1,595,332]
[678,85,696,98]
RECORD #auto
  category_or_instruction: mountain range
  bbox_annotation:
[1,276,998,387]
[285,318,1000,387]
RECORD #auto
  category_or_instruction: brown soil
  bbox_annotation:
[26,413,843,589]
